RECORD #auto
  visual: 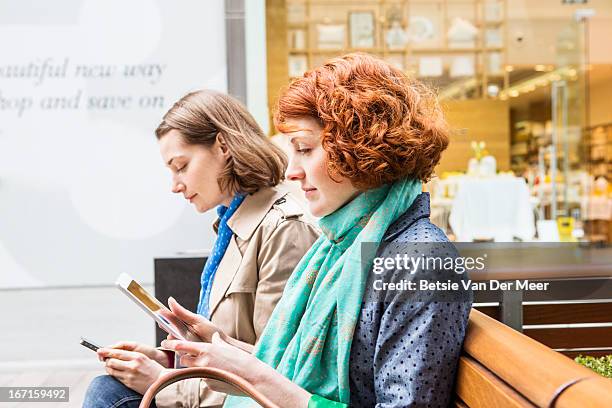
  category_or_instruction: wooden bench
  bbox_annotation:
[139,308,612,408]
[455,309,612,407]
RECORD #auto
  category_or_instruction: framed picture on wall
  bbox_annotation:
[287,3,306,24]
[288,29,307,50]
[484,1,502,22]
[349,11,375,48]
[408,2,443,49]
[288,55,308,78]
[487,52,503,75]
[316,24,346,49]
[485,28,502,48]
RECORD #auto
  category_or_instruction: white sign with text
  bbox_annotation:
[0,0,225,287]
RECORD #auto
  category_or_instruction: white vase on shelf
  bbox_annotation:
[479,155,497,177]
[467,158,479,176]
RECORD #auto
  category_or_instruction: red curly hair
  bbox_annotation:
[274,53,449,189]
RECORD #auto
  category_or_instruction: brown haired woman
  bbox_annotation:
[160,54,473,407]
[82,90,320,408]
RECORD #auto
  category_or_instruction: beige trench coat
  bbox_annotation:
[155,186,319,407]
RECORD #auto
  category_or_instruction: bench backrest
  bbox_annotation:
[455,309,612,407]
[477,300,612,358]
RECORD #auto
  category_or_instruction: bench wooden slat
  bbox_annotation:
[524,326,612,349]
[476,302,612,326]
[522,302,612,325]
[463,309,608,407]
[455,356,535,408]
[475,305,499,320]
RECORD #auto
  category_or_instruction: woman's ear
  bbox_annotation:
[216,133,230,158]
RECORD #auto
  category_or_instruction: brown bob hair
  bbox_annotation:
[156,90,287,195]
[274,53,449,189]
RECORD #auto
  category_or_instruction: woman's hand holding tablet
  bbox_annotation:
[166,296,228,343]
[115,273,195,341]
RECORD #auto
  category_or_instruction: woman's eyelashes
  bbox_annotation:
[175,163,188,174]
[295,144,311,155]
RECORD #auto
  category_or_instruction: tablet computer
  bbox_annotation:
[116,273,192,341]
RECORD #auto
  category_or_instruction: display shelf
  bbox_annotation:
[584,123,612,180]
[290,47,503,54]
[285,0,508,99]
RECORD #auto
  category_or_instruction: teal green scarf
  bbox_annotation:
[224,178,422,406]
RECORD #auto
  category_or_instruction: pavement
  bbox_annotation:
[0,285,157,407]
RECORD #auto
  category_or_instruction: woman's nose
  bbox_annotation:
[172,181,185,194]
[286,157,305,181]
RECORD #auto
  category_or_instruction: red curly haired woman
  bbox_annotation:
[161,53,473,407]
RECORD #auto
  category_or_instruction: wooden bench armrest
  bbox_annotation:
[138,367,280,408]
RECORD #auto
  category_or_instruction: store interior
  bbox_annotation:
[265,0,612,243]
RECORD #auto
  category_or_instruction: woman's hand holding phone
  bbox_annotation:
[97,346,166,395]
[101,341,170,367]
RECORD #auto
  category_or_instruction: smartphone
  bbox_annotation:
[116,273,192,341]
[80,337,102,352]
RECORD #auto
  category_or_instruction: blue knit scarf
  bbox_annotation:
[196,193,246,317]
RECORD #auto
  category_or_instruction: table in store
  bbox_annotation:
[449,175,535,242]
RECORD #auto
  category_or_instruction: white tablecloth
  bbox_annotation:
[449,176,535,242]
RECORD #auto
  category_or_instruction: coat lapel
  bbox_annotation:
[208,235,243,317]
[206,187,288,318]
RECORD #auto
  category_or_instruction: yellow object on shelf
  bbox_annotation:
[440,171,464,179]
[557,217,577,242]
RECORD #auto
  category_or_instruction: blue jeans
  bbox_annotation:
[82,375,157,408]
